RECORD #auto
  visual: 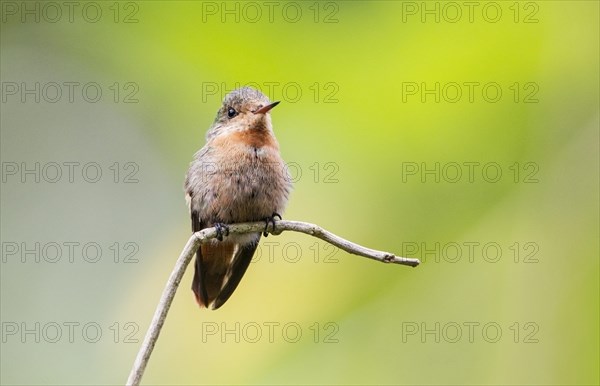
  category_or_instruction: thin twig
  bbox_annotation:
[126,220,420,385]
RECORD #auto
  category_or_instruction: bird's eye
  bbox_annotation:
[227,107,237,118]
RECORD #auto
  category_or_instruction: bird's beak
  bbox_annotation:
[253,101,280,115]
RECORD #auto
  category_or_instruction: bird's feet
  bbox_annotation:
[263,212,282,237]
[214,223,230,241]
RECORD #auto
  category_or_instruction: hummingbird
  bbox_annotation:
[184,87,291,310]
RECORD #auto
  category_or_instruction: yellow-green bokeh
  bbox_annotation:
[1,1,598,385]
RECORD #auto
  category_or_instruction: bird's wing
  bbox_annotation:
[212,238,260,310]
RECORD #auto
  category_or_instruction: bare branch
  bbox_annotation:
[126,220,420,386]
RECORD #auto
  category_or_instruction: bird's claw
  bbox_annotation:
[214,223,230,241]
[263,212,282,237]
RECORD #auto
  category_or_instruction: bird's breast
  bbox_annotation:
[200,130,290,223]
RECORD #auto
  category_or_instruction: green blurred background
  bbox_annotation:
[1,1,598,384]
